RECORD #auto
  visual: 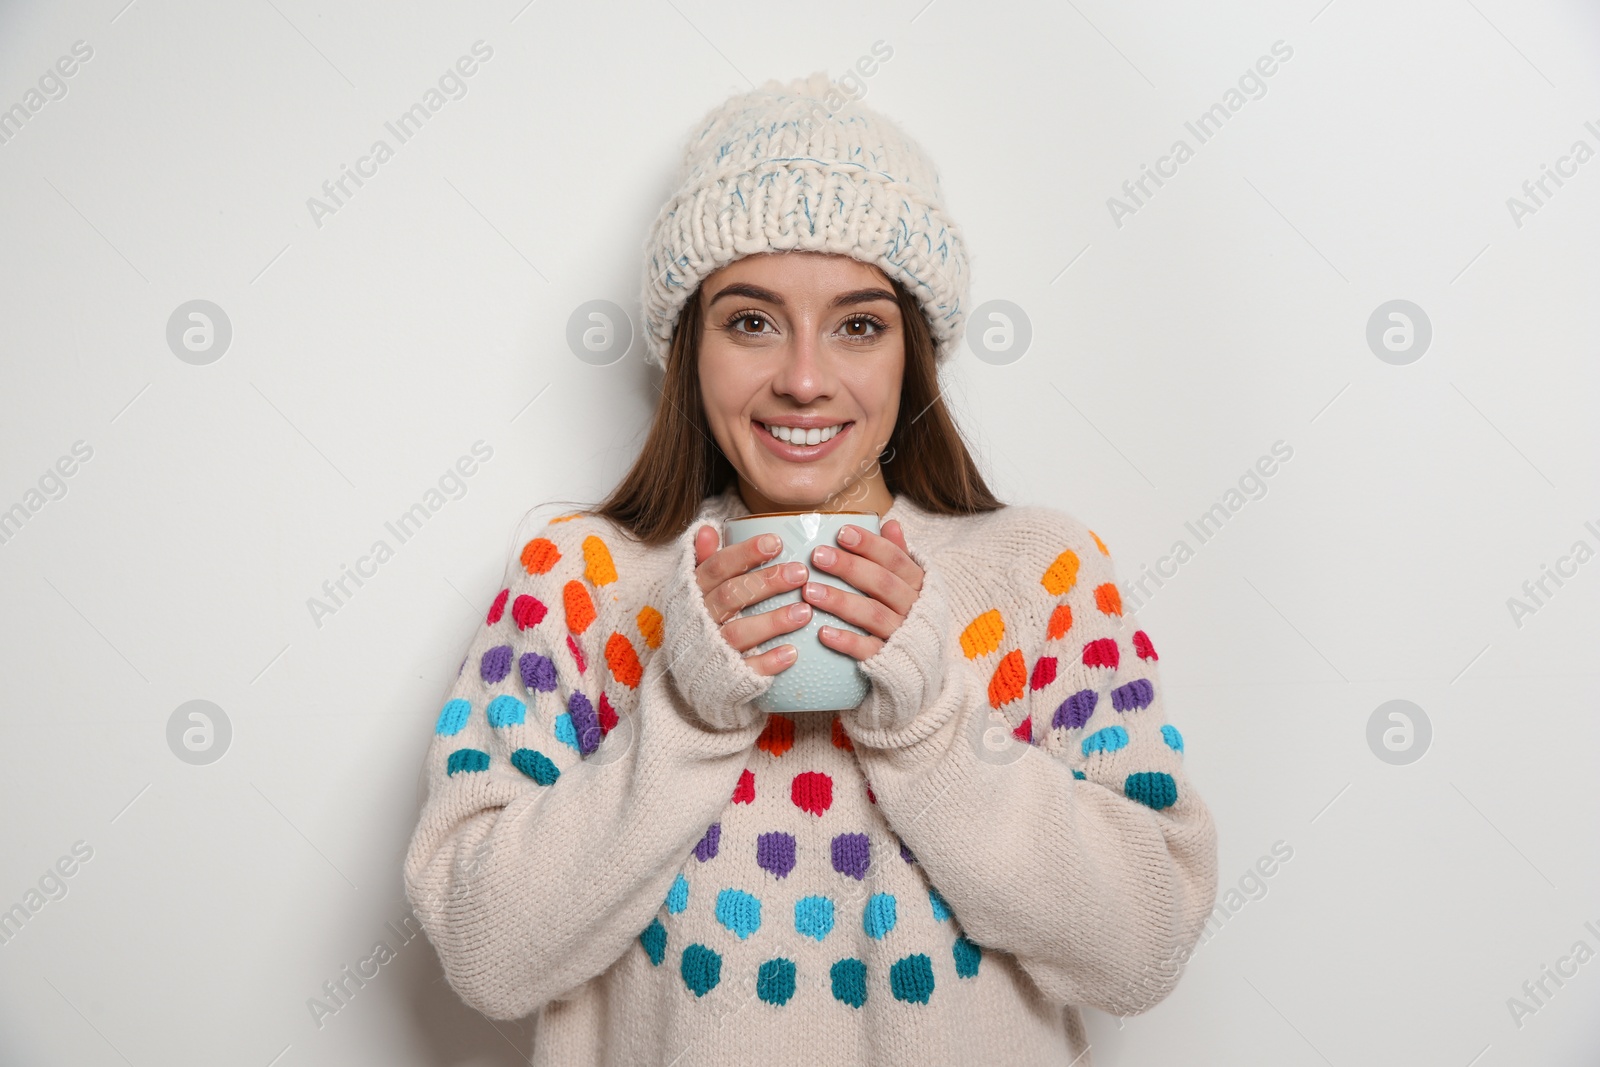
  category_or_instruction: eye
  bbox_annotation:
[840,314,889,340]
[723,310,774,336]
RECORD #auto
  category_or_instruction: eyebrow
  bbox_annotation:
[706,282,897,310]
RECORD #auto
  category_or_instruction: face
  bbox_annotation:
[696,251,903,516]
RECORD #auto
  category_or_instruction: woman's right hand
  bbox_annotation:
[690,524,811,676]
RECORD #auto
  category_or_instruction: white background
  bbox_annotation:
[2,0,1598,1064]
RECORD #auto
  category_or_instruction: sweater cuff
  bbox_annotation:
[844,538,954,748]
[661,524,775,732]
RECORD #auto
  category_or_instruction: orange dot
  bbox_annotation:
[758,715,795,757]
[960,609,1005,659]
[605,632,642,688]
[1094,582,1123,616]
[1047,603,1074,640]
[521,537,561,575]
[1089,529,1110,555]
[564,579,597,635]
[636,605,664,649]
[1041,549,1080,596]
[988,649,1027,709]
[584,535,618,586]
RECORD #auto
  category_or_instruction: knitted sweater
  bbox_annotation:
[404,484,1218,1066]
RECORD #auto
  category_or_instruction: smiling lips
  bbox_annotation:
[755,420,853,458]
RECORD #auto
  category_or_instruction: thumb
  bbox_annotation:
[692,524,719,567]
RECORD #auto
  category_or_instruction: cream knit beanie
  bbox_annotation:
[638,71,971,370]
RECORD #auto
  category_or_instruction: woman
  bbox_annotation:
[405,72,1217,1066]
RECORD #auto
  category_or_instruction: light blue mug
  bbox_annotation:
[723,510,882,714]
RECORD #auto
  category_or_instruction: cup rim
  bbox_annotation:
[728,509,880,520]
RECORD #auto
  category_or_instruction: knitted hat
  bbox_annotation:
[638,71,970,370]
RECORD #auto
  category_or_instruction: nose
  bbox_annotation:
[770,326,834,404]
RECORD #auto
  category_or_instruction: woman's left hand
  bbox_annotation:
[803,519,924,661]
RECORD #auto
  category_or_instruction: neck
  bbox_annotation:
[737,473,895,517]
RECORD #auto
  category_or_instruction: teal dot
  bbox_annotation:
[1081,724,1129,757]
[1072,769,1087,780]
[666,873,689,914]
[640,918,666,966]
[715,888,761,939]
[1125,771,1178,810]
[794,895,834,941]
[680,943,721,997]
[756,957,797,1006]
[952,935,982,978]
[509,748,559,786]
[830,957,867,1008]
[435,699,471,735]
[889,954,935,1004]
[553,713,580,751]
[1161,724,1184,752]
[863,893,897,940]
[928,885,951,923]
[446,748,489,775]
[487,694,526,727]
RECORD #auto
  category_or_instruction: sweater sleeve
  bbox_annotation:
[403,513,773,1020]
[841,509,1219,1017]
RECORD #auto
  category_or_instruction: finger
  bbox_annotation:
[693,524,718,568]
[695,529,785,595]
[830,523,923,595]
[744,642,800,677]
[707,560,809,624]
[809,542,915,619]
[721,599,813,654]
[800,580,900,642]
[817,622,884,663]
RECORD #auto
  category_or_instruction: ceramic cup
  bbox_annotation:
[722,510,882,714]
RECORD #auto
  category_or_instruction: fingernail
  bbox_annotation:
[778,645,797,662]
[837,526,860,545]
[759,534,780,553]
[805,582,824,600]
[789,602,810,621]
[813,545,835,565]
[783,562,807,582]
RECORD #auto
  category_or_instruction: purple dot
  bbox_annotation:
[899,838,915,864]
[832,833,870,881]
[695,823,721,862]
[568,692,599,755]
[1112,678,1155,713]
[481,645,513,684]
[757,832,796,879]
[520,651,557,692]
[1054,689,1097,730]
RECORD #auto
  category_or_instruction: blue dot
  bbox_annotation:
[757,957,797,1006]
[666,873,689,914]
[715,888,761,939]
[1161,724,1184,752]
[1072,769,1087,780]
[953,935,982,978]
[435,699,471,735]
[889,954,935,1003]
[552,713,580,751]
[863,893,897,939]
[487,694,526,728]
[830,957,867,1008]
[794,896,835,941]
[1125,771,1178,810]
[1081,725,1128,757]
[446,748,489,775]
[928,885,951,923]
[510,748,559,786]
[680,943,721,997]
[640,918,666,965]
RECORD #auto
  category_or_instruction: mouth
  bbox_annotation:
[754,419,853,460]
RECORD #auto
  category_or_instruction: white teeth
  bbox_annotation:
[764,422,845,446]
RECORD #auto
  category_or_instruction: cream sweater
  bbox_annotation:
[404,485,1218,1066]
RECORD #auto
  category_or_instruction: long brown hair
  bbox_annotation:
[557,274,1005,547]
